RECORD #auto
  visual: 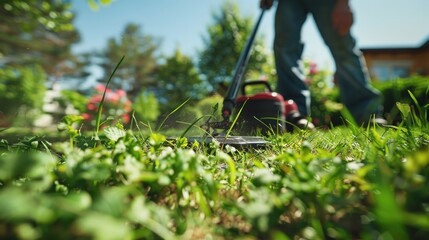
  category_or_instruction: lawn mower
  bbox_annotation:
[189,8,304,147]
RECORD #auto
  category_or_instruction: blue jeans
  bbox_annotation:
[274,0,382,123]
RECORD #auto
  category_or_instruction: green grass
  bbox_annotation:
[1,65,428,239]
[0,116,428,239]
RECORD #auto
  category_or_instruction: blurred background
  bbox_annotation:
[1,0,428,133]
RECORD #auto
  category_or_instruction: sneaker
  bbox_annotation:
[364,117,388,127]
[285,111,315,132]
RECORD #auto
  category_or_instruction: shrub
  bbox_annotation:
[133,91,160,124]
[81,84,132,128]
[306,64,429,126]
[304,61,343,127]
[0,65,46,127]
[58,90,89,114]
[374,76,429,123]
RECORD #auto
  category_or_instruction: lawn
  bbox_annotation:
[1,112,428,240]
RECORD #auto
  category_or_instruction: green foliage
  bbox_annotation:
[98,23,160,97]
[198,2,271,93]
[0,0,74,33]
[57,114,84,148]
[87,0,113,10]
[155,49,206,113]
[156,94,224,133]
[82,84,132,131]
[0,0,81,78]
[1,111,429,239]
[194,94,223,117]
[59,90,89,113]
[304,61,343,127]
[374,76,429,123]
[303,65,429,127]
[133,90,160,123]
[0,65,46,126]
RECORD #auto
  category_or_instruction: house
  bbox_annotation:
[361,37,429,81]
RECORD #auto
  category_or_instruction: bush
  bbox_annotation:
[306,63,429,126]
[374,76,429,123]
[133,91,160,124]
[304,61,343,127]
[81,84,132,128]
[0,65,46,127]
[59,90,89,113]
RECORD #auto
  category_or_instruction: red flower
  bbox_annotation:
[309,62,318,75]
[95,84,106,92]
[87,103,96,111]
[82,113,91,120]
[117,89,126,98]
[122,114,130,123]
[82,85,132,126]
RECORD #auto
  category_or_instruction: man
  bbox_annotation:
[261,0,386,126]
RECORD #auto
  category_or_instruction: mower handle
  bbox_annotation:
[221,8,266,121]
[241,80,273,96]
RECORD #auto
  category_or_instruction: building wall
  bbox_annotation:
[362,48,429,81]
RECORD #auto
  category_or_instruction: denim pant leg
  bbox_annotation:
[274,0,311,116]
[307,0,383,123]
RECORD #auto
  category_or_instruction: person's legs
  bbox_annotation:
[308,0,383,123]
[274,0,310,116]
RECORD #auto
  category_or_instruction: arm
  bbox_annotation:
[332,0,354,36]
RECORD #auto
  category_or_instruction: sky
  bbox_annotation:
[70,0,429,81]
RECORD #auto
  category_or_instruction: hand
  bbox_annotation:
[332,0,354,36]
[260,0,273,9]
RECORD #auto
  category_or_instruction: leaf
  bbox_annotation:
[104,126,126,142]
[252,168,281,187]
[0,151,56,187]
[75,212,132,240]
[0,188,55,223]
[396,102,411,118]
[243,201,272,219]
[95,56,125,135]
[149,133,166,146]
[53,192,92,214]
[194,187,211,216]
[87,0,99,10]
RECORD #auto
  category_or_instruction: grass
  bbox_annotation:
[0,114,428,239]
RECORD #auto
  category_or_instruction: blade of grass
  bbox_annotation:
[408,90,426,127]
[95,55,125,137]
[179,115,209,138]
[156,98,190,132]
[254,116,275,135]
[225,99,247,138]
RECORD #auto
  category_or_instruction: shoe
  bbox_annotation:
[364,116,388,127]
[285,111,315,132]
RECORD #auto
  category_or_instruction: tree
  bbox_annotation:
[155,49,206,113]
[97,23,160,97]
[198,2,271,94]
[87,0,113,10]
[0,0,82,81]
[0,0,82,126]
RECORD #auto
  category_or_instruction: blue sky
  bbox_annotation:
[71,0,429,75]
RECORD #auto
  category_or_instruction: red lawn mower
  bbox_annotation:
[191,8,310,147]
